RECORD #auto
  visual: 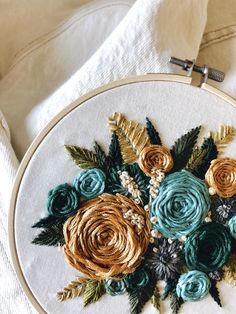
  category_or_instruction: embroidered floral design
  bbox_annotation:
[184,222,232,272]
[47,183,79,217]
[145,237,183,281]
[210,196,236,224]
[205,158,236,198]
[73,168,106,198]
[63,194,150,279]
[176,271,211,302]
[105,279,127,296]
[139,145,173,176]
[31,114,236,314]
[151,170,210,239]
[228,216,236,239]
[126,267,150,289]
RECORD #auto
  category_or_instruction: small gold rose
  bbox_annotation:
[139,145,173,176]
[205,158,236,198]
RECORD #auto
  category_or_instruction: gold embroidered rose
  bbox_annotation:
[205,158,236,198]
[63,193,150,280]
[138,145,173,176]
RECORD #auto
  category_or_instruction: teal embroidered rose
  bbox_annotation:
[184,222,232,272]
[126,267,150,290]
[176,271,211,302]
[73,168,106,198]
[105,279,127,296]
[228,215,236,239]
[47,183,79,217]
[105,268,150,296]
[151,170,210,239]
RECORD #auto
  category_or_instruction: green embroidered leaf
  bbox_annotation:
[83,280,105,307]
[151,285,160,311]
[128,280,156,314]
[161,279,178,300]
[108,112,150,163]
[107,132,123,167]
[170,291,184,314]
[57,278,87,302]
[209,280,222,307]
[94,142,107,169]
[194,137,218,179]
[32,215,65,229]
[65,145,98,169]
[31,223,65,246]
[185,147,207,173]
[171,126,201,172]
[187,137,218,179]
[146,117,162,145]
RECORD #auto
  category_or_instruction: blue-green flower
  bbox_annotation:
[176,271,211,302]
[105,279,127,296]
[184,222,232,272]
[151,170,210,239]
[74,168,106,198]
[47,183,79,217]
[228,215,236,239]
[126,267,150,289]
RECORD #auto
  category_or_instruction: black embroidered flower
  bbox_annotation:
[210,196,236,224]
[145,237,183,281]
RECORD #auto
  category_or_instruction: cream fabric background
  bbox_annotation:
[1,0,236,312]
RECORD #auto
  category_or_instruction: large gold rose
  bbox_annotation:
[205,158,236,198]
[63,193,150,279]
[139,145,173,176]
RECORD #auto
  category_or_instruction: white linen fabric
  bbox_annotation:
[1,0,236,312]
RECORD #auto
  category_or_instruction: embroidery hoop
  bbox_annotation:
[8,73,236,314]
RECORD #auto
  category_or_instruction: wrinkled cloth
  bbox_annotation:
[1,0,236,312]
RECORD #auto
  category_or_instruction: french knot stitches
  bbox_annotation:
[184,222,232,272]
[205,158,236,198]
[63,193,150,280]
[151,170,210,239]
[138,145,173,177]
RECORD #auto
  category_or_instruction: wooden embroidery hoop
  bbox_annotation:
[8,73,236,314]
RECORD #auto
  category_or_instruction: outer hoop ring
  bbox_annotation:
[8,73,236,313]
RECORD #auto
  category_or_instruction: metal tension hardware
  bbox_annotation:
[169,56,225,85]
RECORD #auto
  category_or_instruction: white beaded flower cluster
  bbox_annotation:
[122,208,145,230]
[149,170,165,199]
[118,170,142,204]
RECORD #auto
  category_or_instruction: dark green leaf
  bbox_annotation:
[83,280,105,307]
[32,215,65,228]
[65,145,98,169]
[32,223,65,246]
[107,132,123,168]
[209,280,222,307]
[94,142,107,169]
[161,279,178,300]
[128,279,156,314]
[171,126,201,171]
[146,118,162,145]
[193,137,218,179]
[170,291,184,314]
